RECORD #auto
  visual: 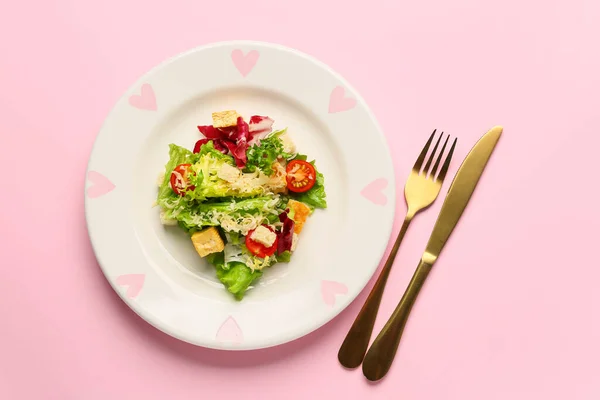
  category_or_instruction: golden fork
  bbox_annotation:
[338,130,457,369]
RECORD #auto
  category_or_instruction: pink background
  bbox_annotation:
[1,0,599,398]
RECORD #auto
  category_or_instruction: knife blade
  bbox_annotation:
[423,125,503,261]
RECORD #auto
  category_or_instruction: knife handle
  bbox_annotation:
[338,215,413,369]
[362,257,433,381]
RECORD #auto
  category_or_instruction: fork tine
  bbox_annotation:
[423,132,443,175]
[413,130,436,171]
[430,135,450,178]
[436,138,457,183]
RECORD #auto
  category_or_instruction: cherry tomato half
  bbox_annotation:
[285,160,316,193]
[245,225,278,258]
[170,163,196,196]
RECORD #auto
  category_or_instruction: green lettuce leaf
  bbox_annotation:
[166,196,285,234]
[192,196,283,213]
[276,251,292,263]
[187,142,243,200]
[205,251,225,269]
[158,141,267,203]
[292,154,307,161]
[196,139,234,162]
[226,231,243,245]
[206,252,262,300]
[217,262,262,300]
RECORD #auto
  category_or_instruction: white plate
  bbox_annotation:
[85,41,395,350]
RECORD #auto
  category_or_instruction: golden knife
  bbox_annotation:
[362,125,503,381]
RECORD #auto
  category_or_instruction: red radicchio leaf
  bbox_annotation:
[197,117,256,167]
[223,140,246,168]
[249,116,274,134]
[197,125,223,139]
[218,126,240,140]
[248,116,274,143]
[234,140,248,166]
[277,209,295,254]
[212,139,230,154]
[237,116,250,140]
[220,117,250,167]
[278,208,290,222]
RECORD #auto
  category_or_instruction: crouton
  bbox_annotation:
[191,227,225,257]
[287,199,311,234]
[212,110,239,128]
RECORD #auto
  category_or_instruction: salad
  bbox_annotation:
[156,110,327,300]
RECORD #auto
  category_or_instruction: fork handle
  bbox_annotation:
[337,214,413,369]
[362,258,433,381]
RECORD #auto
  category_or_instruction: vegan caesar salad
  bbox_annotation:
[156,110,327,300]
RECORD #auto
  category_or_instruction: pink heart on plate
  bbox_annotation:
[321,280,348,307]
[216,316,243,344]
[361,178,388,205]
[231,49,259,77]
[128,83,157,111]
[328,86,356,113]
[87,171,115,198]
[116,274,145,299]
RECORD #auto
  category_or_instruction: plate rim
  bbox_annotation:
[85,40,396,350]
